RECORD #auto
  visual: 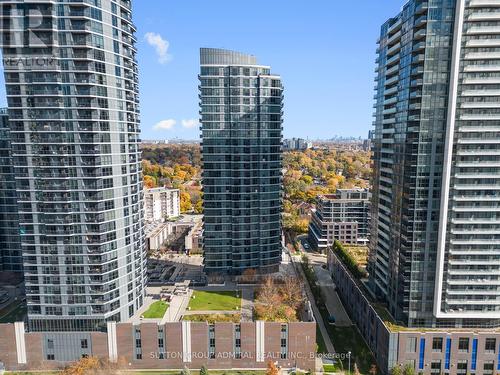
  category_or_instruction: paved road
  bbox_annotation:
[306,253,352,327]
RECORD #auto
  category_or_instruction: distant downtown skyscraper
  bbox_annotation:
[369,0,500,328]
[0,0,145,331]
[199,48,283,275]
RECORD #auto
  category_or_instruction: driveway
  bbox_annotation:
[306,253,352,327]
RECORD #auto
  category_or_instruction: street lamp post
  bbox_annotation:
[348,351,351,374]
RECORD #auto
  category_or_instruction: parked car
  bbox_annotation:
[327,315,336,325]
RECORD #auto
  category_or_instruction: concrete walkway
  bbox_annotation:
[161,289,192,323]
[241,287,254,321]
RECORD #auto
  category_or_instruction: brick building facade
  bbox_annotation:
[0,321,316,372]
[328,249,500,375]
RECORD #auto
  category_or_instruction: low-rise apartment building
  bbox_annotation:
[0,320,316,372]
[308,188,370,250]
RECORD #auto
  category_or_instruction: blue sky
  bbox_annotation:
[0,0,404,140]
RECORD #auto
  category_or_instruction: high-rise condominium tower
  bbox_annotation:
[199,48,283,275]
[369,0,500,328]
[0,108,23,273]
[0,0,145,331]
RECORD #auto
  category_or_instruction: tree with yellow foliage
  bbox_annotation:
[180,191,192,213]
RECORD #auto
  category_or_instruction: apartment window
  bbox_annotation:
[134,327,142,360]
[208,324,215,359]
[485,338,496,353]
[431,360,441,374]
[81,339,88,349]
[280,324,288,359]
[483,361,494,375]
[47,339,54,350]
[432,337,443,352]
[459,338,469,352]
[457,360,468,375]
[406,337,417,353]
[47,354,55,360]
[234,324,241,359]
[158,327,165,359]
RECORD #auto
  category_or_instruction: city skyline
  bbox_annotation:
[1,0,500,373]
[0,0,405,140]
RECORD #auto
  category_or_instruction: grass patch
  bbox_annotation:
[188,290,241,311]
[316,324,328,354]
[182,313,241,323]
[323,364,342,373]
[142,301,169,319]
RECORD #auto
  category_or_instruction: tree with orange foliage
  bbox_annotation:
[143,175,156,189]
[266,360,280,375]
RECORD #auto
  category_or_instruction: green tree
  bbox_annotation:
[403,363,415,375]
[200,365,209,375]
[180,366,191,375]
[391,365,402,375]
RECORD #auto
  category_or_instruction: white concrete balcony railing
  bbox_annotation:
[447,268,500,276]
[461,90,500,96]
[466,38,500,47]
[468,0,500,6]
[461,102,500,109]
[464,64,500,72]
[460,113,500,121]
[451,201,500,210]
[465,52,500,60]
[451,228,500,235]
[467,12,500,21]
[455,161,500,167]
[466,26,500,34]
[447,279,500,285]
[447,290,500,297]
[450,238,500,245]
[463,77,500,84]
[458,126,500,133]
[456,149,500,156]
[445,299,500,306]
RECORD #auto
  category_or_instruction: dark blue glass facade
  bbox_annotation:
[199,48,283,275]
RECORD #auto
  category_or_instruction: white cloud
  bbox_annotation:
[153,119,176,131]
[181,119,199,129]
[144,32,172,64]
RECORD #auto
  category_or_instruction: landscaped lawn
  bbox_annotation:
[142,300,169,319]
[183,313,241,323]
[188,290,241,311]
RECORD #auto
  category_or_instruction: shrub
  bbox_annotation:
[332,240,368,279]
